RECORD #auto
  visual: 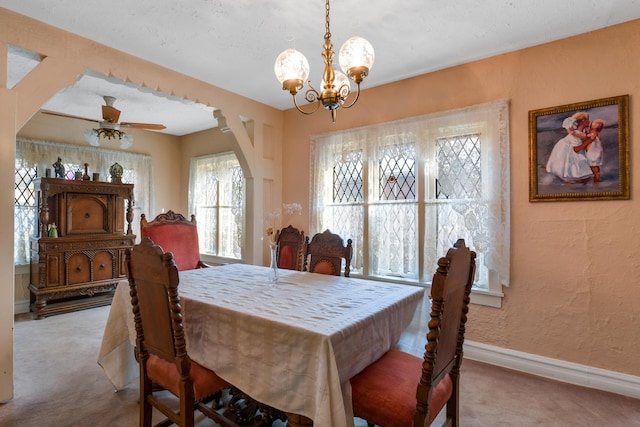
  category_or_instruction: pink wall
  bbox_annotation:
[282,20,640,377]
[2,6,639,386]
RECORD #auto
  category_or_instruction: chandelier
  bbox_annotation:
[83,123,134,149]
[274,0,375,123]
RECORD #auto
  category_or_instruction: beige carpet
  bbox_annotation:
[1,306,639,427]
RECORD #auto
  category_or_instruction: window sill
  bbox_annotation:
[200,254,243,266]
[350,273,504,308]
[470,287,504,308]
[14,264,30,275]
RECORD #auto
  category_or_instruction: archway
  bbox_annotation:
[1,11,281,398]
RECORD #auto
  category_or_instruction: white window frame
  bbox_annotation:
[188,152,245,263]
[310,100,509,307]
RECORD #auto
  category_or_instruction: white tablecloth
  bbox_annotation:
[98,263,424,427]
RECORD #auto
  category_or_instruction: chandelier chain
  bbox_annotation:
[325,0,331,40]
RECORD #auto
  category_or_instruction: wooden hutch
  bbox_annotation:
[29,177,135,319]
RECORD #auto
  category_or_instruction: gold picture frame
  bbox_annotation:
[529,95,629,202]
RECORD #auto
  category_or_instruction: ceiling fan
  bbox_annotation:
[42,95,166,149]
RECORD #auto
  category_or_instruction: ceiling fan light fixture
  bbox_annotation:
[273,0,374,123]
[98,128,123,140]
[83,126,132,149]
[42,95,165,149]
[120,133,134,149]
[83,129,100,146]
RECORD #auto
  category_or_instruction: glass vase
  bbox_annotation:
[268,243,279,283]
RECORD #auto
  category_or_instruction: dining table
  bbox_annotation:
[98,263,424,427]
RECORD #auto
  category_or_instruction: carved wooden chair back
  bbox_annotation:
[140,210,207,271]
[125,237,230,427]
[350,238,476,427]
[304,229,353,277]
[276,225,306,271]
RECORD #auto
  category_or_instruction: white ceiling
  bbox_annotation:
[3,0,640,136]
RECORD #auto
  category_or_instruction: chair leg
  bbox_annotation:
[180,392,195,427]
[447,375,460,427]
[140,374,153,427]
[141,397,153,427]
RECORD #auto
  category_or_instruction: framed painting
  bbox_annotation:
[529,94,629,202]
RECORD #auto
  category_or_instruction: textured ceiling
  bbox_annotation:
[3,0,640,136]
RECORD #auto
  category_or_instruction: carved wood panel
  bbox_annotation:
[67,194,109,234]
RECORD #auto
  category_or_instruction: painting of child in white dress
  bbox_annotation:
[529,95,629,201]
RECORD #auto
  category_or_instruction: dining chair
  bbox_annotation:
[140,210,209,271]
[350,238,476,427]
[304,229,353,277]
[125,237,231,427]
[276,225,306,271]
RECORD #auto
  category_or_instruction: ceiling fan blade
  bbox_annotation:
[120,122,166,130]
[102,105,121,123]
[41,110,98,123]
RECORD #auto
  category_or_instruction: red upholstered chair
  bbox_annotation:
[304,229,353,277]
[125,237,231,427]
[140,210,208,271]
[350,239,476,427]
[276,225,306,271]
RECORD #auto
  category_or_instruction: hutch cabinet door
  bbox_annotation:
[45,253,64,288]
[67,194,109,234]
[94,250,116,281]
[66,252,91,284]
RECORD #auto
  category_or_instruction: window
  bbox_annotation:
[310,100,509,306]
[189,153,245,260]
[14,163,37,265]
[14,138,152,265]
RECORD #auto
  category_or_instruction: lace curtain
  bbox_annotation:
[188,152,245,259]
[15,138,152,264]
[310,99,510,288]
[310,129,366,272]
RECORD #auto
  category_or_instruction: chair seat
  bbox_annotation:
[147,354,230,402]
[351,349,453,427]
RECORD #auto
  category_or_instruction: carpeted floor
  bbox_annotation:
[1,305,639,427]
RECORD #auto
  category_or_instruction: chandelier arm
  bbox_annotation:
[292,93,321,115]
[305,82,322,102]
[339,82,361,109]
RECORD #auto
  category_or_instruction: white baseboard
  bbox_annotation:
[464,340,640,399]
[9,300,640,400]
[15,300,30,315]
